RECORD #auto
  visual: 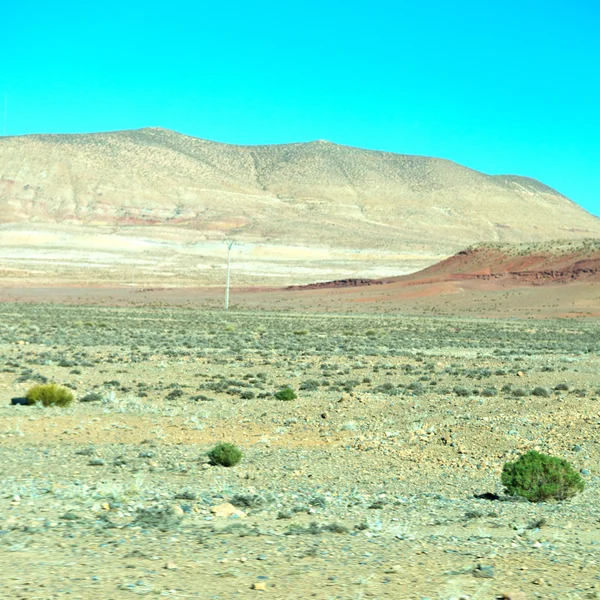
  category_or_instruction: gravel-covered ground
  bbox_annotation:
[0,304,599,599]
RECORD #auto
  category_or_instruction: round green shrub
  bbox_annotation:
[26,383,74,407]
[207,442,242,467]
[501,450,585,502]
[274,386,297,401]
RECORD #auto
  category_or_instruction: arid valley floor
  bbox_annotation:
[1,304,599,599]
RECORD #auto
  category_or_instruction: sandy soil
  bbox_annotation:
[1,275,600,320]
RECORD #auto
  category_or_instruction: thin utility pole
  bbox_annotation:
[224,239,235,310]
[3,92,6,137]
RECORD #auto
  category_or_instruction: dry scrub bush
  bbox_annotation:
[26,383,74,407]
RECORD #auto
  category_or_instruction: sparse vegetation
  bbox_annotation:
[1,303,599,597]
[532,386,552,397]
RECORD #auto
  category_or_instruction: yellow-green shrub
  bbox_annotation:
[26,384,74,407]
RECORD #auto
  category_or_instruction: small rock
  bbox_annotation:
[164,562,179,570]
[473,564,494,578]
[60,511,81,521]
[498,592,527,600]
[384,565,402,574]
[251,582,267,590]
[580,468,590,475]
[321,412,328,419]
[88,458,105,466]
[210,503,246,518]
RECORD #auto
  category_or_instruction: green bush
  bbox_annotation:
[207,442,242,467]
[481,387,498,397]
[26,383,74,407]
[274,386,297,401]
[501,450,585,502]
[453,385,471,397]
[80,392,102,403]
[532,386,552,398]
[300,379,320,391]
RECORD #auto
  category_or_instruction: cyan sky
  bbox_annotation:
[3,0,599,215]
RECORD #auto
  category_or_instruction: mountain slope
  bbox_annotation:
[0,127,599,285]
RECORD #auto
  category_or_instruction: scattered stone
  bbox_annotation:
[384,565,403,574]
[164,562,179,570]
[474,492,500,501]
[60,511,81,521]
[498,592,527,600]
[473,564,494,578]
[210,503,246,518]
[251,582,267,591]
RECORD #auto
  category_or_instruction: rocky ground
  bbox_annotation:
[0,304,599,599]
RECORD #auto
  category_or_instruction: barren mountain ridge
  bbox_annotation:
[1,127,599,285]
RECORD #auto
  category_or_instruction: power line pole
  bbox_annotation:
[224,239,235,311]
[3,92,7,137]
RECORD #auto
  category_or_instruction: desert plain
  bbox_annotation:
[1,303,599,600]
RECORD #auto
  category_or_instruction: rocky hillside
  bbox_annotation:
[1,127,599,256]
[408,239,600,283]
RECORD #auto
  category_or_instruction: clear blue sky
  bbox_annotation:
[3,0,599,215]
